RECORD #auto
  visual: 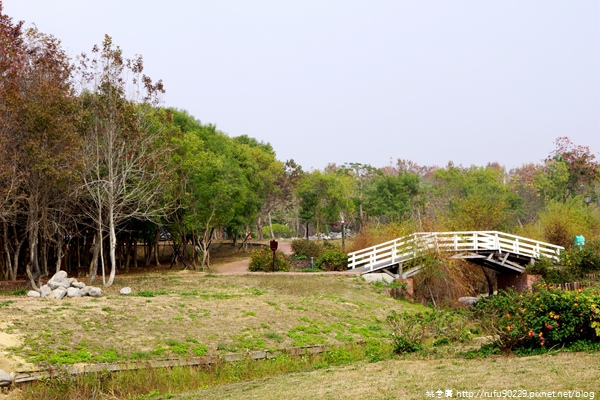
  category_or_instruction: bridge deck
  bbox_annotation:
[347,231,564,278]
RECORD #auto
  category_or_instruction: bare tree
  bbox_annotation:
[78,35,171,286]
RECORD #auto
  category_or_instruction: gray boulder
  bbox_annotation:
[71,281,86,289]
[47,270,70,290]
[46,287,67,300]
[26,290,40,298]
[88,287,103,298]
[40,285,52,297]
[120,287,132,295]
[67,287,83,298]
[458,296,479,306]
[0,370,13,387]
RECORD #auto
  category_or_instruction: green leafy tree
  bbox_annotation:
[296,170,354,238]
[169,112,248,269]
[428,164,521,231]
[364,171,420,223]
[340,163,379,230]
[231,135,284,242]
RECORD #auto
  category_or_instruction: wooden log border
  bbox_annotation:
[14,344,331,384]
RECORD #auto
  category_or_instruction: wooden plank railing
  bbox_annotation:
[347,231,564,273]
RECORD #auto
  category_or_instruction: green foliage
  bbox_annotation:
[248,246,290,272]
[527,240,600,283]
[136,290,168,297]
[526,257,572,283]
[431,165,521,231]
[262,223,292,238]
[364,171,421,222]
[291,239,323,259]
[296,170,355,234]
[536,199,588,248]
[472,286,600,352]
[315,249,348,271]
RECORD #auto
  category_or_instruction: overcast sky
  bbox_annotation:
[4,1,599,171]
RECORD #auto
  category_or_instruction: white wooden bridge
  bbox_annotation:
[347,231,564,278]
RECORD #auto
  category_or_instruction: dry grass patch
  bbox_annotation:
[175,351,600,400]
[0,273,424,369]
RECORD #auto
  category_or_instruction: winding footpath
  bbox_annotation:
[214,242,359,276]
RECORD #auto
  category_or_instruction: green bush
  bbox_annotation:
[472,285,600,352]
[527,240,600,283]
[248,246,291,272]
[316,249,348,271]
[563,239,600,276]
[261,223,293,239]
[526,257,574,283]
[291,239,323,259]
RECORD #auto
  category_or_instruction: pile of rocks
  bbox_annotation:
[27,270,103,299]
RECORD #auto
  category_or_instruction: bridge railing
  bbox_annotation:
[347,231,564,272]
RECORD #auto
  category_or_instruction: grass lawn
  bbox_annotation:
[1,242,599,399]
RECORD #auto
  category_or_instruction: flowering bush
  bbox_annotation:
[473,284,600,351]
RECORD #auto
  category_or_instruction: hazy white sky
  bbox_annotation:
[4,1,599,171]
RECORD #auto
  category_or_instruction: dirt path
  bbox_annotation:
[214,242,359,276]
[215,241,292,275]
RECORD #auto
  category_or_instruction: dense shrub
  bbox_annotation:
[472,285,600,351]
[315,249,348,271]
[291,239,323,259]
[526,257,574,283]
[248,246,291,272]
[527,240,600,283]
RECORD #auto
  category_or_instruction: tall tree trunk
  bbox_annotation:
[3,222,13,281]
[154,230,161,266]
[89,230,101,283]
[106,206,117,287]
[200,227,214,271]
[27,205,41,289]
[54,232,64,274]
[11,224,24,282]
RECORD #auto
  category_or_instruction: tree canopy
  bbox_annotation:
[0,4,598,284]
